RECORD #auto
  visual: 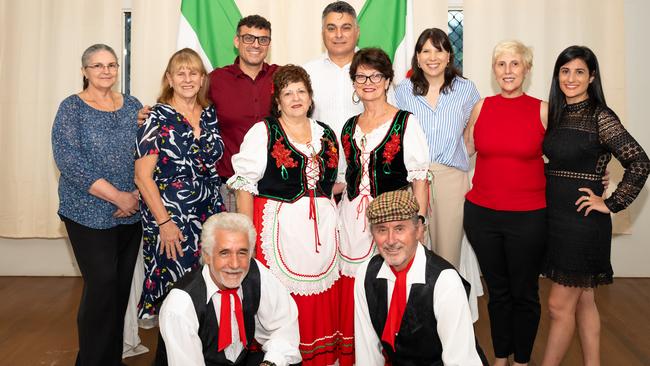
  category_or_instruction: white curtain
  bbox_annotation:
[462,0,631,233]
[0,0,122,237]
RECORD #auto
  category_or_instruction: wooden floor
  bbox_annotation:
[1,277,649,365]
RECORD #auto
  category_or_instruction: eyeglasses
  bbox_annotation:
[353,73,385,84]
[238,34,271,46]
[85,63,119,72]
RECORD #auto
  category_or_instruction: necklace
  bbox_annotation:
[280,118,312,145]
[82,92,118,122]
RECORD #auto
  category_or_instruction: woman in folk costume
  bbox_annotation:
[337,47,430,365]
[228,65,342,366]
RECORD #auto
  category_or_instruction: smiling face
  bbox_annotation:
[416,39,450,80]
[371,218,419,272]
[559,58,594,104]
[82,50,119,90]
[493,52,529,96]
[322,11,359,60]
[353,64,389,103]
[166,65,204,100]
[203,229,251,290]
[234,25,271,69]
[277,81,312,119]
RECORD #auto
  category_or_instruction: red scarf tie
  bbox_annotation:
[217,289,247,352]
[381,257,415,351]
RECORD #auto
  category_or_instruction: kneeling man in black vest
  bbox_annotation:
[354,190,485,365]
[156,212,301,366]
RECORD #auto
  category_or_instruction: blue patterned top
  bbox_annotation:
[395,76,480,172]
[52,94,142,229]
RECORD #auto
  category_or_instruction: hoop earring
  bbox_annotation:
[352,90,360,105]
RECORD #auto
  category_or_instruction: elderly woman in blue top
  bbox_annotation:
[395,28,480,268]
[51,43,142,366]
[134,48,224,323]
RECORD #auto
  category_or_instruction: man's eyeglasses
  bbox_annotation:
[85,63,119,72]
[238,34,271,46]
[353,73,385,84]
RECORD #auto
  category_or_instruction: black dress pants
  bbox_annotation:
[463,201,546,364]
[63,217,142,366]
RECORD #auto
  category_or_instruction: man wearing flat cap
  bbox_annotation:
[354,190,485,365]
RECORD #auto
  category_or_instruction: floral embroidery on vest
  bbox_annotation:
[382,132,401,171]
[271,137,298,180]
[322,137,338,169]
[342,134,352,162]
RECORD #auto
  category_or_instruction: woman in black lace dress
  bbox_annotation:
[541,46,650,366]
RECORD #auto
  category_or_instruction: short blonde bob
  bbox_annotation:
[492,40,533,69]
[157,48,211,108]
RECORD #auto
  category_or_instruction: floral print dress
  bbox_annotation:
[136,103,224,318]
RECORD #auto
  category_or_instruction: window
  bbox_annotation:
[122,11,132,94]
[448,9,464,71]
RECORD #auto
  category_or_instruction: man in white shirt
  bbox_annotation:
[157,212,301,366]
[354,190,486,365]
[303,1,363,134]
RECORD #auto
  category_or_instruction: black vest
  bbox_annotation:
[155,261,262,366]
[341,110,411,200]
[364,249,470,366]
[257,117,338,202]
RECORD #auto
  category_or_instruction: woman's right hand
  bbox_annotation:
[159,221,185,261]
[137,105,151,126]
[113,190,139,216]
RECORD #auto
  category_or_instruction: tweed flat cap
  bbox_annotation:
[367,190,419,225]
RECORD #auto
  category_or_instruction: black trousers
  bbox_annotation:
[463,201,546,364]
[63,217,142,366]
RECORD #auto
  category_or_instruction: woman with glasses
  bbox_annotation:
[52,43,142,365]
[134,48,224,323]
[337,47,430,363]
[228,65,341,365]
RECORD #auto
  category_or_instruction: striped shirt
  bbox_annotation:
[395,76,480,172]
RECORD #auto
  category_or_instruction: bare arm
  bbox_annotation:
[540,101,548,130]
[236,190,254,220]
[135,154,184,260]
[463,99,484,157]
[411,179,428,217]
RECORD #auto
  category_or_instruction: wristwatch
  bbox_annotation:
[260,361,277,366]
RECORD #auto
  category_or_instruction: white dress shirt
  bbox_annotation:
[354,245,483,366]
[159,260,301,366]
[304,52,364,136]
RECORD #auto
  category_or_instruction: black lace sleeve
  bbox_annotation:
[597,108,650,212]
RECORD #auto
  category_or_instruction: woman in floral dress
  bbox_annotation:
[135,48,224,321]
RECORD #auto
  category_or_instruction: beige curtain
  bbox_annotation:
[463,0,631,233]
[0,0,122,237]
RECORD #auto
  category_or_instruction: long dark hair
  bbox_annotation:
[410,28,463,96]
[548,45,607,130]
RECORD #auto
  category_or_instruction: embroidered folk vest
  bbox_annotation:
[257,117,338,202]
[341,110,411,200]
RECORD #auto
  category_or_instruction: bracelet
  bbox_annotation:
[158,218,172,227]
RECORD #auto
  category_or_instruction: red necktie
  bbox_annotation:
[381,257,415,351]
[217,289,247,351]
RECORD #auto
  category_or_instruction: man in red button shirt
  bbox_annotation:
[210,15,279,211]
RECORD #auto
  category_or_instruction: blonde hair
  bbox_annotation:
[492,40,533,69]
[157,48,211,108]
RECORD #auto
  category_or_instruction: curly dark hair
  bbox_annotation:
[237,15,271,34]
[270,65,314,118]
[349,47,394,85]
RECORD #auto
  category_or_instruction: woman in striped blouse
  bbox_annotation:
[395,28,480,269]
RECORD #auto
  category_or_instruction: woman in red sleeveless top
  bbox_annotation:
[463,40,548,366]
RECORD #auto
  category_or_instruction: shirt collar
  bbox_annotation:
[201,265,244,304]
[228,56,270,79]
[323,47,360,68]
[376,244,426,286]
